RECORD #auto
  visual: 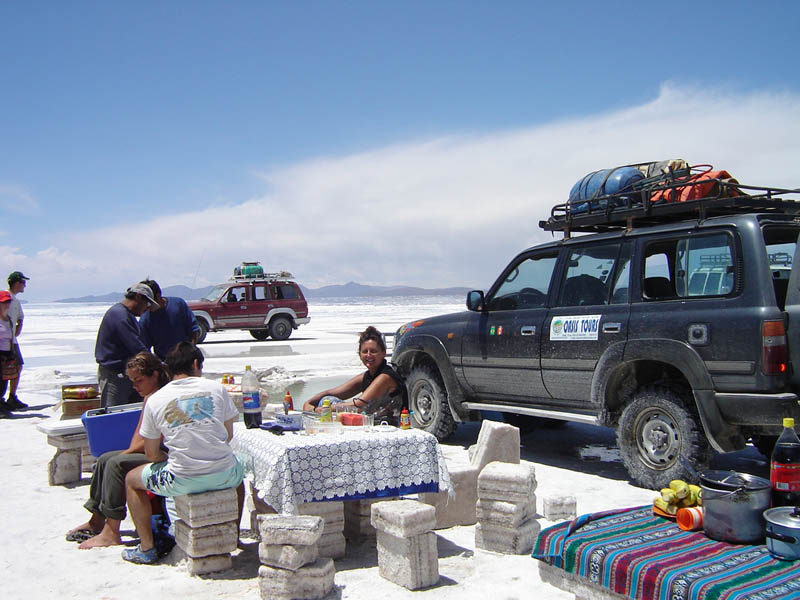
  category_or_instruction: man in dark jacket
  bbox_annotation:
[94,283,157,407]
[139,279,200,359]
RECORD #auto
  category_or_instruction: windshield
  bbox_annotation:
[200,285,227,302]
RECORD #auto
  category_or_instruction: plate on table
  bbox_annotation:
[374,424,397,432]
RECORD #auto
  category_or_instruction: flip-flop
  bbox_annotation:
[65,528,99,543]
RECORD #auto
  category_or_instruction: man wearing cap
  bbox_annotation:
[0,290,18,417]
[139,279,200,360]
[5,271,29,410]
[94,283,158,408]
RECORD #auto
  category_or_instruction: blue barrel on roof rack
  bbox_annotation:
[568,167,645,214]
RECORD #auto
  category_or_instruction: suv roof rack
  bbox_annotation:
[539,178,800,237]
[230,271,295,282]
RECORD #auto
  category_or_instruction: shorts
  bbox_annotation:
[142,458,244,497]
[13,343,22,366]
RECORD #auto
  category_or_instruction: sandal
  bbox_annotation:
[121,544,159,564]
[65,528,99,543]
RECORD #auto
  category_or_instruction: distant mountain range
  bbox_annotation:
[55,281,470,303]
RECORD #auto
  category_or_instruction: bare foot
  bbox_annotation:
[78,531,123,549]
[67,514,105,537]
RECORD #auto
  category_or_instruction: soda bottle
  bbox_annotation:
[319,398,332,423]
[400,407,411,430]
[770,417,800,506]
[283,390,294,414]
[241,365,262,429]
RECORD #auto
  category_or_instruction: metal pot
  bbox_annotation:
[764,506,800,560]
[700,470,771,544]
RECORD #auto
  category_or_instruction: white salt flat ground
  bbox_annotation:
[5,297,769,599]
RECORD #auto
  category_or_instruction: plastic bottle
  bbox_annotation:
[770,417,800,507]
[241,365,262,429]
[283,390,294,414]
[400,407,411,430]
[222,374,229,385]
[319,398,332,423]
[229,374,235,384]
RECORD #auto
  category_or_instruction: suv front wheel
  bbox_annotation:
[406,364,457,441]
[617,385,711,489]
[196,319,209,344]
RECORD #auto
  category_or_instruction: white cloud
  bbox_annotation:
[0,185,40,215]
[17,83,800,301]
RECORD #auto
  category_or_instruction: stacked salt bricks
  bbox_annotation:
[173,487,239,575]
[257,515,335,600]
[298,501,347,559]
[343,498,384,541]
[475,461,540,554]
[371,500,439,590]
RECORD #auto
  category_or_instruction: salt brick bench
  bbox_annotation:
[36,419,94,485]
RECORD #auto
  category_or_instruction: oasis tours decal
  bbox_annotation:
[550,315,601,341]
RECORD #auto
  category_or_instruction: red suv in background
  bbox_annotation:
[188,272,310,342]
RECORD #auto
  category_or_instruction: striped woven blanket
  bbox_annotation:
[532,506,800,600]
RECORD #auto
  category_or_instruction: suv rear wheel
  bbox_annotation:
[617,385,711,489]
[406,365,457,441]
[269,316,292,340]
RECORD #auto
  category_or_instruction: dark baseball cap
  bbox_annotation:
[8,271,29,284]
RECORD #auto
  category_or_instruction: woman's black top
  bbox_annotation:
[361,360,407,424]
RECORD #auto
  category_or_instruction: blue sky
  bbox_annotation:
[2,1,800,301]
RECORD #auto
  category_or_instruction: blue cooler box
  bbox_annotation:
[81,402,143,457]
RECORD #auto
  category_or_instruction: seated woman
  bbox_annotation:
[302,326,407,425]
[65,352,169,549]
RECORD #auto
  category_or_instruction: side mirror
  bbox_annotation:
[466,290,485,312]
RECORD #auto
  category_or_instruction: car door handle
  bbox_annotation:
[520,326,536,336]
[602,322,621,334]
[241,305,248,309]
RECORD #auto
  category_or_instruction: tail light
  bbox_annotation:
[762,319,788,375]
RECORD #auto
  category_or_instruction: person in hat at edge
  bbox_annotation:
[0,291,19,417]
[94,283,159,408]
[4,271,29,410]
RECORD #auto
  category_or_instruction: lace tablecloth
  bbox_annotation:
[231,426,451,514]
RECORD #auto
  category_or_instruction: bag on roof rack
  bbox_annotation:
[233,261,264,278]
[567,166,644,214]
[649,165,742,203]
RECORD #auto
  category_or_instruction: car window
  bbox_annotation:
[642,232,735,300]
[222,286,247,303]
[487,253,557,311]
[273,284,299,300]
[558,243,620,307]
[252,284,270,301]
[201,285,227,302]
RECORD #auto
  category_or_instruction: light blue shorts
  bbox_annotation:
[141,458,244,497]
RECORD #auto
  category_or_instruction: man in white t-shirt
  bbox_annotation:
[122,341,244,564]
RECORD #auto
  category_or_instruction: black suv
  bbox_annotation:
[393,177,800,488]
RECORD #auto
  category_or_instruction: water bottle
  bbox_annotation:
[319,398,332,423]
[241,365,262,429]
[770,417,800,506]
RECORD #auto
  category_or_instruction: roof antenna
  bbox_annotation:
[189,248,206,299]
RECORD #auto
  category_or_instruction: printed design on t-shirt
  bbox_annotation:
[163,393,215,429]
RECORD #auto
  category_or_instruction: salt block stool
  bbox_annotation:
[173,487,240,575]
[420,419,520,529]
[371,499,439,590]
